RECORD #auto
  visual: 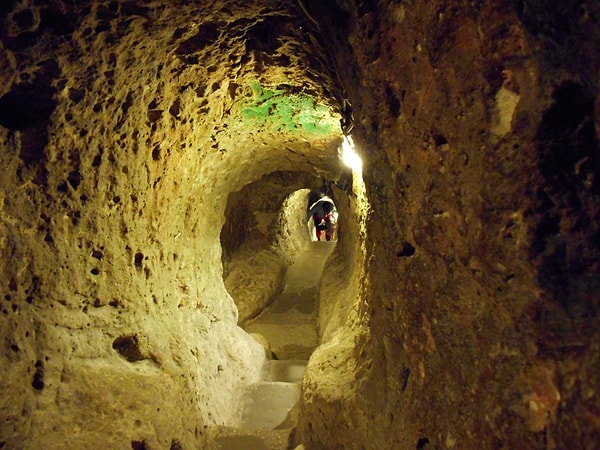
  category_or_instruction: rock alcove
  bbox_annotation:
[1,0,600,449]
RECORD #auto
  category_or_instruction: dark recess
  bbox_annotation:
[534,81,600,318]
[112,335,145,362]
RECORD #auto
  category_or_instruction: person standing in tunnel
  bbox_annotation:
[307,193,337,241]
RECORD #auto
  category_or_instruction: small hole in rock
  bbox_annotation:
[416,438,430,449]
[67,170,82,190]
[32,360,44,390]
[134,252,144,269]
[397,242,416,257]
[401,367,410,391]
[113,335,145,362]
[131,441,147,450]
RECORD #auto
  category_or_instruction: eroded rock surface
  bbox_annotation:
[0,0,599,449]
[298,1,600,449]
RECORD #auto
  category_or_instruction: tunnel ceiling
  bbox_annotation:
[0,0,346,188]
[2,0,600,448]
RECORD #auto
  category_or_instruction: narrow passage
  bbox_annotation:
[213,241,336,449]
[246,240,336,360]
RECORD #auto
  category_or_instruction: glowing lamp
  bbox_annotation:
[340,135,362,171]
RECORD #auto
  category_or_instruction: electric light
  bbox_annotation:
[340,135,362,171]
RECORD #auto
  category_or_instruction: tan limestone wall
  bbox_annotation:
[1,0,598,448]
[0,1,341,447]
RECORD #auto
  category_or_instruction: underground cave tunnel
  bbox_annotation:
[1,0,600,449]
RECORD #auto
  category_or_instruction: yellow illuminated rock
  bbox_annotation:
[0,1,599,449]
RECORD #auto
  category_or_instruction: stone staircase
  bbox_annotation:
[209,242,335,450]
[209,360,308,450]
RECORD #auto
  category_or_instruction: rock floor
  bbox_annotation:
[208,241,336,449]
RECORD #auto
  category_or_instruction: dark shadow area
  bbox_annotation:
[534,81,600,318]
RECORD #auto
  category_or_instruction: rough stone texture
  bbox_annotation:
[0,0,599,449]
[297,0,600,449]
[221,172,322,325]
[0,1,340,448]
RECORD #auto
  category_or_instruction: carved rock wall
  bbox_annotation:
[0,1,341,447]
[0,0,599,448]
[298,0,600,448]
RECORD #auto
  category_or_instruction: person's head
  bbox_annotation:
[323,202,332,213]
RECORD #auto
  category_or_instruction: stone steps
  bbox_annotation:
[270,360,307,384]
[210,240,330,449]
[237,359,307,430]
[209,427,292,450]
[238,381,301,430]
[210,360,307,449]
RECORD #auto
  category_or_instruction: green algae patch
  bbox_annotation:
[238,82,339,135]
